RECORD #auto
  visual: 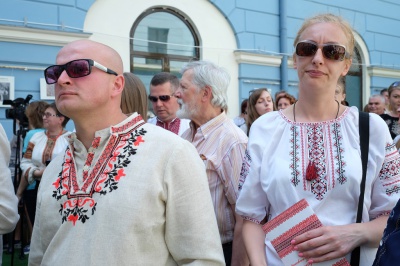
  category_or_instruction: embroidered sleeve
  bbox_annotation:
[238,150,251,192]
[20,142,36,179]
[378,142,400,196]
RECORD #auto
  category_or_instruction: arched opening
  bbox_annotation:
[345,47,363,108]
[130,7,200,87]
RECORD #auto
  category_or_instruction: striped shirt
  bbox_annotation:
[182,112,248,244]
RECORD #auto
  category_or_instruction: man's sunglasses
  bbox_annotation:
[44,59,118,84]
[148,95,174,103]
[295,41,350,61]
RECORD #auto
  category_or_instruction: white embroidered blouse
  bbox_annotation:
[236,107,400,265]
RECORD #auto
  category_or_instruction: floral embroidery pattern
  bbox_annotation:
[52,124,146,225]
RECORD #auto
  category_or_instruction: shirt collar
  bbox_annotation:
[194,111,227,139]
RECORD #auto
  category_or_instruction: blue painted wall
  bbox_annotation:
[1,0,400,139]
[211,0,400,104]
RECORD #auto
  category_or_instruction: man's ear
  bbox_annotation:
[202,86,213,102]
[112,74,125,96]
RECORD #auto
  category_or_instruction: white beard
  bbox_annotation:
[176,99,199,120]
[176,102,192,119]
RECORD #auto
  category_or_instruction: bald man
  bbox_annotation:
[29,40,224,265]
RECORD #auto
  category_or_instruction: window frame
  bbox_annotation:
[129,7,200,73]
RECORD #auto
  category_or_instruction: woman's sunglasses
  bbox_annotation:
[148,95,174,103]
[295,41,350,61]
[44,59,118,84]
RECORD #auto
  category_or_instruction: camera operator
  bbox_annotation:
[20,103,70,230]
[16,101,49,202]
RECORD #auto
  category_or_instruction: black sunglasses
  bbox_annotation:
[148,95,174,103]
[295,41,350,61]
[44,59,118,84]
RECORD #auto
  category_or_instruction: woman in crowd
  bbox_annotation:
[335,77,349,106]
[233,99,248,128]
[380,81,400,139]
[236,13,400,265]
[121,72,148,121]
[241,88,275,135]
[16,101,50,200]
[20,103,70,224]
[275,92,296,110]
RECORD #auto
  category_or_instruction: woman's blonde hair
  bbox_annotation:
[121,72,148,121]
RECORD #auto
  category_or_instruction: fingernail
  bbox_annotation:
[298,252,303,257]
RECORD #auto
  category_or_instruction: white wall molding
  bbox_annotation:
[0,25,90,46]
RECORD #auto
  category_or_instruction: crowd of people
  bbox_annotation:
[1,12,400,266]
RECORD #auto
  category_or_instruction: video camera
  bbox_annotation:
[4,94,32,135]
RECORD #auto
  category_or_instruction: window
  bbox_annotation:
[130,7,200,87]
[345,47,363,108]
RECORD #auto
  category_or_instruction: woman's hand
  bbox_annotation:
[33,168,45,180]
[291,224,360,263]
[291,216,388,264]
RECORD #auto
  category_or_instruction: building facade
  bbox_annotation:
[1,0,400,139]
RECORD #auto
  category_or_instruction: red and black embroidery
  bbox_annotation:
[290,125,301,186]
[380,142,400,196]
[239,150,251,191]
[289,120,346,201]
[52,125,146,225]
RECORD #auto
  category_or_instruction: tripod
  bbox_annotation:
[7,126,28,265]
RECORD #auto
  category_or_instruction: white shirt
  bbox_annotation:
[236,107,400,265]
[147,116,190,136]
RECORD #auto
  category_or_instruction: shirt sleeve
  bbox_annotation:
[20,141,39,184]
[219,141,247,204]
[164,140,225,265]
[0,124,19,234]
[235,117,271,224]
[368,113,400,219]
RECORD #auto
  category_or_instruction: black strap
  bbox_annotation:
[350,111,370,266]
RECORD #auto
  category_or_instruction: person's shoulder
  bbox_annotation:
[142,122,187,143]
[251,111,282,130]
[369,112,391,130]
[378,113,392,120]
[30,130,46,141]
[347,107,387,128]
[221,117,248,141]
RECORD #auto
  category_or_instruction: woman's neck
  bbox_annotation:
[290,98,342,122]
[47,128,63,137]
